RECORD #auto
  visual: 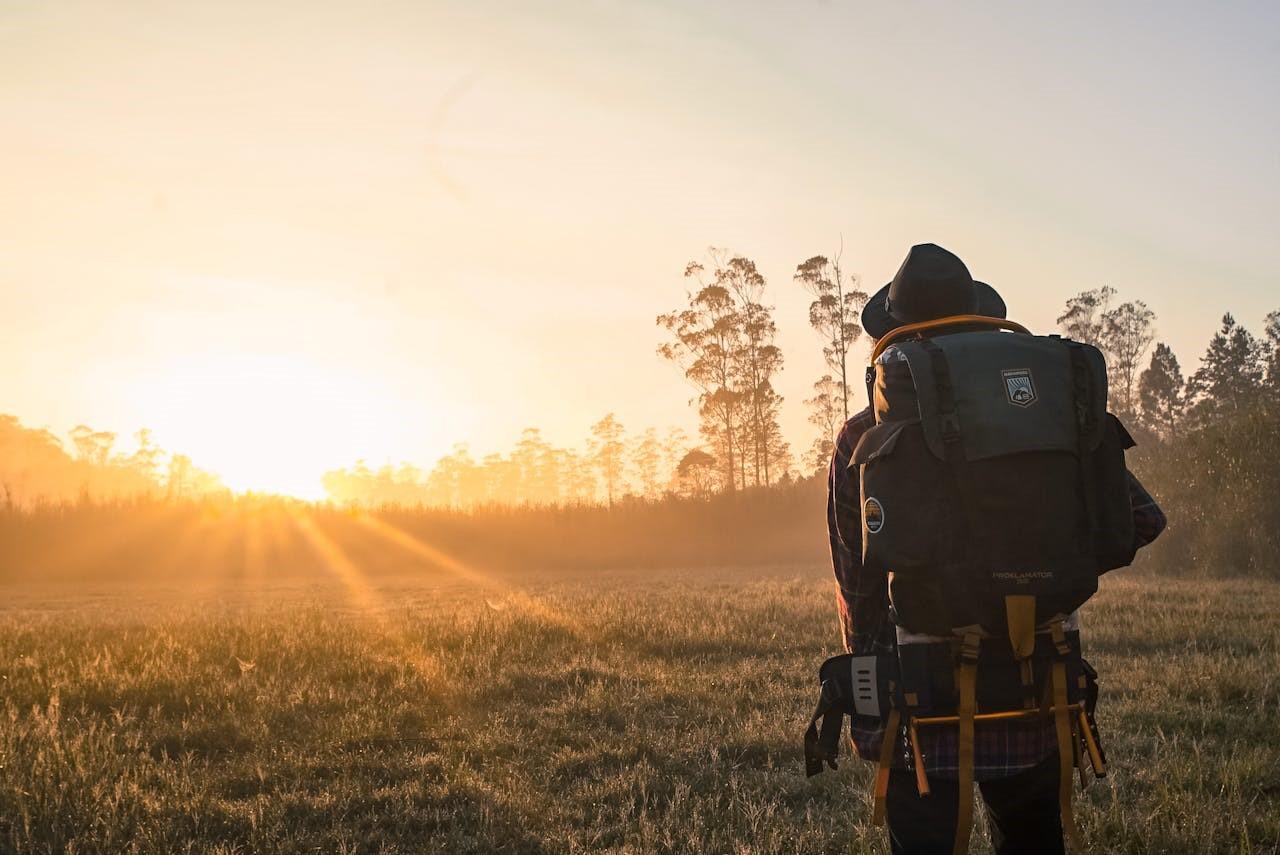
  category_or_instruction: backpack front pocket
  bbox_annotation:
[853,419,952,572]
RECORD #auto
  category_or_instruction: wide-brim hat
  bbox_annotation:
[861,243,1006,340]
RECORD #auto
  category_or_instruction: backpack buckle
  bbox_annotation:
[957,630,982,663]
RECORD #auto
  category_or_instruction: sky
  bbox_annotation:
[2,0,1277,496]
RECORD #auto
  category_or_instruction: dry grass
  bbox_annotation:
[1,566,1277,853]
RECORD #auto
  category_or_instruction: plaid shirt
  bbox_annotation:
[828,406,1167,780]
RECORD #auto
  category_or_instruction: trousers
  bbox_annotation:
[885,752,1066,855]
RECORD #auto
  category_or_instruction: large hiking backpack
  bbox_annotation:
[854,316,1136,636]
[837,315,1135,853]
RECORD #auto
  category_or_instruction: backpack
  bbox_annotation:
[854,317,1136,634]
[850,315,1133,852]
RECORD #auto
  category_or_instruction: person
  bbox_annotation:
[827,244,1166,854]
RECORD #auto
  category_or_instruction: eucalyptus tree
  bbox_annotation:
[589,413,627,507]
[1057,287,1156,416]
[720,254,785,487]
[631,427,663,499]
[658,253,745,492]
[805,374,844,472]
[794,249,868,421]
[1103,299,1157,416]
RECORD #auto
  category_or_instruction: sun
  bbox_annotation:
[128,353,411,499]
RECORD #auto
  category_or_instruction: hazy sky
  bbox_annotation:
[3,1,1277,495]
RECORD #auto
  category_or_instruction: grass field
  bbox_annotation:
[1,565,1277,853]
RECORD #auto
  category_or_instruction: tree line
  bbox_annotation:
[326,243,874,509]
[3,253,1277,558]
[2,262,1277,577]
[1053,284,1280,438]
[320,419,710,509]
[1054,287,1280,574]
[0,416,223,508]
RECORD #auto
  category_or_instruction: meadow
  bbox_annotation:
[1,563,1277,854]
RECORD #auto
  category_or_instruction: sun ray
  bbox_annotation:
[352,512,584,636]
[288,506,443,683]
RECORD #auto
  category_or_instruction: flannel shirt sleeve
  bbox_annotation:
[826,409,889,654]
[1128,470,1166,549]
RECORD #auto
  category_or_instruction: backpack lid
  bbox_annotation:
[892,331,1107,462]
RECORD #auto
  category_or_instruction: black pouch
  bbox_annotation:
[804,652,898,776]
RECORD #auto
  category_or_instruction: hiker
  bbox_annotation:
[810,244,1166,854]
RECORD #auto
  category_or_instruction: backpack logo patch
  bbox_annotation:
[864,497,885,534]
[1002,369,1037,408]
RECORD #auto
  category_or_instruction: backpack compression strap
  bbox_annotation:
[919,341,990,563]
[1051,620,1087,852]
[1006,595,1038,707]
[871,707,901,826]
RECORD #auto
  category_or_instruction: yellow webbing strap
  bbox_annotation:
[909,721,931,796]
[872,708,901,826]
[1079,707,1107,777]
[953,632,980,855]
[1005,595,1037,660]
[1051,623,1086,852]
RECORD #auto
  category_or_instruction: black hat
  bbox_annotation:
[861,243,1006,339]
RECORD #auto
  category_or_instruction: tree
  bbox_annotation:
[658,253,745,492]
[166,454,193,499]
[1057,287,1116,348]
[559,448,597,503]
[660,250,787,491]
[760,390,793,484]
[514,428,558,504]
[1138,343,1185,440]
[631,428,663,499]
[1058,288,1155,415]
[662,427,690,493]
[720,254,785,488]
[69,425,116,466]
[1186,313,1267,425]
[1102,300,1157,415]
[1264,309,1280,407]
[805,374,844,473]
[589,413,626,506]
[794,248,868,421]
[127,428,165,485]
[675,449,717,499]
[425,444,477,507]
[480,452,520,504]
